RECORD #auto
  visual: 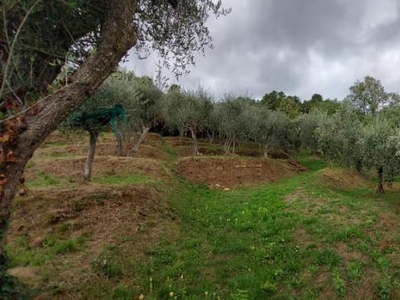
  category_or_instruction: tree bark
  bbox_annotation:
[131,126,150,155]
[0,0,138,271]
[83,131,99,181]
[189,126,200,155]
[179,129,184,145]
[263,145,269,158]
[376,165,384,195]
[224,138,232,155]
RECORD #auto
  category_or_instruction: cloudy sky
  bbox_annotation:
[122,0,400,101]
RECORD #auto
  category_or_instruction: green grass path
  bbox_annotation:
[113,155,399,299]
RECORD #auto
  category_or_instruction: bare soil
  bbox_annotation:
[176,157,305,189]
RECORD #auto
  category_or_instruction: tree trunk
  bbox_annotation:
[0,0,138,272]
[224,138,232,155]
[376,165,384,195]
[83,131,99,181]
[263,145,269,158]
[131,126,150,155]
[207,130,215,144]
[116,132,125,156]
[189,126,200,155]
[116,123,131,157]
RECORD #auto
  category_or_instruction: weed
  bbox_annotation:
[347,261,363,284]
[92,174,150,185]
[91,255,123,279]
[376,278,392,300]
[53,236,85,254]
[332,268,345,298]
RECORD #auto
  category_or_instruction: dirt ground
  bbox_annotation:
[176,157,306,190]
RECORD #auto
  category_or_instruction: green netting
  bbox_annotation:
[69,104,127,134]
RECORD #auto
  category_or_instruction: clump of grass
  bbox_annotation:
[28,171,61,187]
[92,174,151,185]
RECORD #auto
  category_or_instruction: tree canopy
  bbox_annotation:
[345,76,400,115]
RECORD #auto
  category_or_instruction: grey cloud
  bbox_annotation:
[122,0,400,101]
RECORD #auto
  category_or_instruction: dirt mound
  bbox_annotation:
[9,184,172,247]
[7,184,179,289]
[65,141,166,161]
[164,136,194,147]
[317,168,370,190]
[25,156,169,187]
[176,157,305,189]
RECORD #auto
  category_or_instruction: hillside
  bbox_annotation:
[5,133,400,299]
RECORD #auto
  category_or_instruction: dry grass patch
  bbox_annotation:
[24,156,170,188]
[316,167,370,190]
[7,183,179,296]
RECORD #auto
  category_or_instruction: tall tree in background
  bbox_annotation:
[260,90,286,110]
[345,76,399,115]
[0,0,230,281]
[302,93,323,113]
[277,95,302,118]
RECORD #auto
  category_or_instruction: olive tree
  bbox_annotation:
[246,107,289,157]
[0,0,230,282]
[297,111,327,153]
[217,95,249,155]
[163,88,190,145]
[357,119,400,194]
[316,104,363,170]
[163,88,212,155]
[128,76,164,155]
[316,103,400,194]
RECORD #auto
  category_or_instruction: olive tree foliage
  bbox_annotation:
[297,110,328,153]
[128,75,164,155]
[315,103,400,194]
[61,72,133,181]
[163,88,188,144]
[216,95,251,155]
[357,118,400,194]
[0,0,230,281]
[67,71,163,156]
[205,100,221,144]
[247,106,298,157]
[316,104,363,169]
[163,88,212,155]
[186,89,213,154]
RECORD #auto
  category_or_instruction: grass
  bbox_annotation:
[92,174,152,185]
[5,134,400,299]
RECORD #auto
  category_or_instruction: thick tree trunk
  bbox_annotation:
[131,126,150,155]
[376,165,384,195]
[83,131,99,181]
[116,123,132,157]
[0,0,137,272]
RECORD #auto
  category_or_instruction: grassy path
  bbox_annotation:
[108,155,400,299]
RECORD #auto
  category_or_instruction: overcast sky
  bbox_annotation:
[122,0,400,101]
